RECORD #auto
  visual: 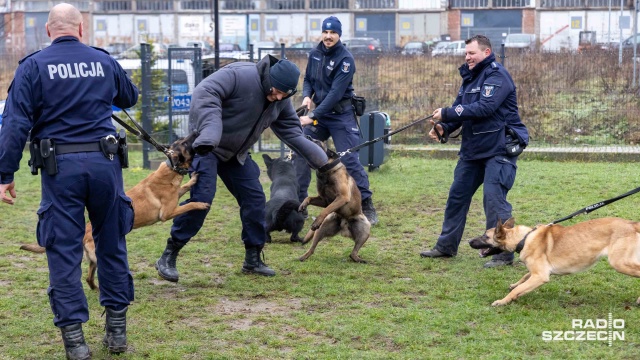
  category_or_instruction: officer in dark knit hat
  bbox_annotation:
[293,15,379,225]
[154,55,329,281]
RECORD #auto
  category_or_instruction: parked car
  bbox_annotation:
[117,43,167,59]
[401,41,430,55]
[430,41,451,57]
[252,40,281,59]
[433,40,465,57]
[290,41,317,49]
[186,40,213,55]
[104,42,130,57]
[342,37,383,54]
[604,33,640,53]
[504,33,536,52]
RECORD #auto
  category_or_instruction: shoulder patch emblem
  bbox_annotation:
[341,61,351,73]
[455,104,464,116]
[482,85,495,97]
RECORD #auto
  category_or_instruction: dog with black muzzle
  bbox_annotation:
[20,132,210,290]
[297,138,370,262]
[469,217,640,306]
[262,154,305,243]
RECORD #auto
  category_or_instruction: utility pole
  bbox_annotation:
[210,0,220,71]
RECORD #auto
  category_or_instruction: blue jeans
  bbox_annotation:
[433,155,518,261]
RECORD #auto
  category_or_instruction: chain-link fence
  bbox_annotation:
[2,47,638,153]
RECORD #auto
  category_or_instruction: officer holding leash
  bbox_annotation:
[419,35,529,268]
[0,3,138,359]
[293,16,379,225]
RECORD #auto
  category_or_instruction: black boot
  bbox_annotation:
[361,197,379,225]
[155,238,185,282]
[242,247,276,276]
[60,323,91,360]
[103,306,128,354]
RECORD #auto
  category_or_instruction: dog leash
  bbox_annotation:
[337,114,435,157]
[548,185,640,225]
[111,110,170,155]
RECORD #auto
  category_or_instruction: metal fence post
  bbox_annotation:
[141,43,152,169]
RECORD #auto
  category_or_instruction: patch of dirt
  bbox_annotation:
[214,297,303,330]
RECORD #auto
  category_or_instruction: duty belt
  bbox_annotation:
[55,142,101,154]
[332,98,353,114]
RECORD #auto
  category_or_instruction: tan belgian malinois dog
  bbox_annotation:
[297,138,371,263]
[20,132,210,290]
[469,217,640,306]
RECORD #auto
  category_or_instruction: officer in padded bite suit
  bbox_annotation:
[293,16,379,225]
[154,55,329,282]
[0,3,138,359]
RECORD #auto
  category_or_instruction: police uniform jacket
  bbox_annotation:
[0,36,139,184]
[302,40,355,119]
[189,55,327,168]
[440,53,529,160]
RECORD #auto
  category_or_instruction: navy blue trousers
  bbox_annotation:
[293,111,372,202]
[170,153,267,249]
[39,152,134,328]
[433,155,518,261]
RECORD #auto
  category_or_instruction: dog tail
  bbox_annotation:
[276,200,304,224]
[20,244,46,254]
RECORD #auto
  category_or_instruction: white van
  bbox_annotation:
[116,58,197,138]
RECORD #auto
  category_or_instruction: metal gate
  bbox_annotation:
[138,44,202,168]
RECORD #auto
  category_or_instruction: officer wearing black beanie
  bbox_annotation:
[154,55,329,282]
[294,15,379,225]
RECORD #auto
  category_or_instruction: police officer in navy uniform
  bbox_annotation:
[294,16,379,225]
[419,35,529,268]
[154,56,329,282]
[0,4,138,359]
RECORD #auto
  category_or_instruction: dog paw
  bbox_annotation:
[195,202,210,210]
[298,204,307,212]
[491,299,509,307]
[311,221,321,231]
[350,255,367,263]
[509,284,519,290]
[636,296,640,305]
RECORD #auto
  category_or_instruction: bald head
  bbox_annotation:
[46,3,83,40]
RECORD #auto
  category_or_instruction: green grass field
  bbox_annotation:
[1,150,639,359]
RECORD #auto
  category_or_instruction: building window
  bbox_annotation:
[355,0,396,8]
[223,0,256,9]
[450,0,489,7]
[181,0,211,10]
[98,1,133,11]
[494,0,529,6]
[310,0,349,9]
[540,0,613,7]
[137,0,173,10]
[266,0,304,9]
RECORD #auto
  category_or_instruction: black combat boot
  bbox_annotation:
[102,306,128,354]
[242,246,276,276]
[155,238,185,282]
[60,323,91,360]
[361,197,379,226]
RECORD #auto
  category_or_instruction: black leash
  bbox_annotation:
[111,109,170,156]
[337,114,434,157]
[548,185,640,225]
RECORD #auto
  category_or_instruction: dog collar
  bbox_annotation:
[515,226,538,253]
[317,158,342,173]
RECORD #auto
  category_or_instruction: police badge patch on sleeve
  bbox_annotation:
[455,104,464,116]
[482,85,496,97]
[341,61,351,73]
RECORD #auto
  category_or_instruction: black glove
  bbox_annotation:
[195,145,214,155]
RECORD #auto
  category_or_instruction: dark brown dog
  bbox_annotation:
[20,132,210,289]
[469,217,640,306]
[297,138,371,262]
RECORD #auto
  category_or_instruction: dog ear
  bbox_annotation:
[504,217,515,229]
[262,154,273,166]
[495,218,505,237]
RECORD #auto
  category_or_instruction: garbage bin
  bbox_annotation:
[358,111,389,172]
